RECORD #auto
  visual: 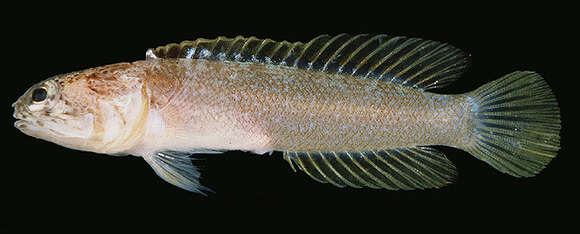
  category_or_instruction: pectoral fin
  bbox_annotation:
[283,147,457,190]
[143,151,213,195]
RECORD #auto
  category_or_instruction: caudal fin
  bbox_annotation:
[463,71,561,177]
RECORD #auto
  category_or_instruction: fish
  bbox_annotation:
[12,34,561,194]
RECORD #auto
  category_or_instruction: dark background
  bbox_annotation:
[4,1,575,229]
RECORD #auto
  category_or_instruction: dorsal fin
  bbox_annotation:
[146,34,470,90]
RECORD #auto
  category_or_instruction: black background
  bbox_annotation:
[4,1,575,230]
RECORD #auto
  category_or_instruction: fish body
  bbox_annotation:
[131,59,470,154]
[13,34,561,194]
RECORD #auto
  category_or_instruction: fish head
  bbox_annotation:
[13,63,149,154]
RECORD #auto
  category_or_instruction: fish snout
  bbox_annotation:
[12,100,29,120]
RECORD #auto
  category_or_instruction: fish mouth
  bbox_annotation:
[13,118,47,140]
[14,120,23,129]
[13,110,25,127]
[14,119,30,130]
[13,107,24,127]
[13,106,33,130]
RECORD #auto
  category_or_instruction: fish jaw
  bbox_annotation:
[13,111,97,152]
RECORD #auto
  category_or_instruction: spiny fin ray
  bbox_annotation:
[146,34,470,90]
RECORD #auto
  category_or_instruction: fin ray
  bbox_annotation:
[358,152,399,189]
[330,152,368,188]
[462,71,561,177]
[344,152,383,189]
[375,150,424,189]
[284,147,457,190]
[366,150,414,190]
[305,152,344,187]
[147,34,470,90]
[319,152,363,188]
[143,151,212,195]
[347,151,395,189]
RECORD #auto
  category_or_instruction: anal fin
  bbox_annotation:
[284,147,457,190]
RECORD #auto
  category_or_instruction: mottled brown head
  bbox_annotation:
[13,63,149,154]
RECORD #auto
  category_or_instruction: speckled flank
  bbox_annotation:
[135,59,472,153]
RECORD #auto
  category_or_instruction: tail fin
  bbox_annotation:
[463,71,561,177]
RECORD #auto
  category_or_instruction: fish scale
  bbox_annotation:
[140,59,471,152]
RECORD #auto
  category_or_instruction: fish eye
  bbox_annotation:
[31,87,48,103]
